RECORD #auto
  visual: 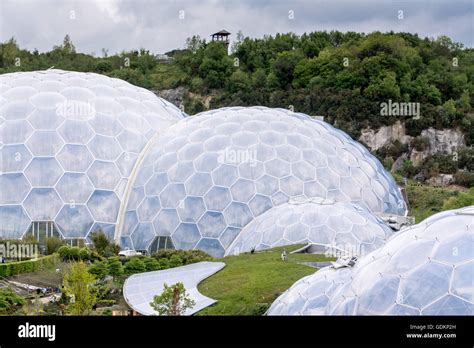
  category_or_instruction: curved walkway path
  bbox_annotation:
[123,261,225,315]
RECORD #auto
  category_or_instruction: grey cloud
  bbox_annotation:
[0,0,471,55]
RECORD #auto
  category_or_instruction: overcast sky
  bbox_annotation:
[0,0,472,55]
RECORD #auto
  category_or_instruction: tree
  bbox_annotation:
[90,230,120,257]
[186,35,205,53]
[231,30,245,54]
[107,257,124,280]
[63,262,97,315]
[270,50,305,88]
[90,231,110,256]
[150,282,195,316]
[62,35,76,54]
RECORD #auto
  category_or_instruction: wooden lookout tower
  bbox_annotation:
[211,30,231,47]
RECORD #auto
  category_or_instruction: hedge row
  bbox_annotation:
[0,254,59,277]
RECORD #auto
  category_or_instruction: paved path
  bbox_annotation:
[123,261,225,316]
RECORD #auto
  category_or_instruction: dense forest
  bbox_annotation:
[1,31,473,187]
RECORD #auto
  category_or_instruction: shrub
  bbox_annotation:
[46,237,64,255]
[88,260,108,280]
[152,249,213,264]
[57,245,70,261]
[411,136,430,151]
[454,171,474,188]
[123,257,146,275]
[0,288,26,314]
[169,255,183,268]
[143,257,160,272]
[69,247,80,261]
[79,248,91,261]
[442,188,474,209]
[158,258,170,270]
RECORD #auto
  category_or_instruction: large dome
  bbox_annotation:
[225,198,394,257]
[119,106,407,257]
[326,206,474,315]
[0,70,185,243]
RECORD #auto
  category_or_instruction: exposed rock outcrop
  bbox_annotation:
[359,121,411,151]
[427,174,455,187]
[359,122,465,167]
[153,87,186,108]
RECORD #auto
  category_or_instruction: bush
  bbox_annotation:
[0,254,59,277]
[411,136,430,152]
[57,245,70,261]
[69,247,80,261]
[79,248,91,261]
[169,254,183,268]
[377,140,408,160]
[143,257,160,272]
[58,245,94,262]
[46,237,64,255]
[152,249,213,264]
[454,171,474,188]
[88,260,108,280]
[123,257,146,275]
[0,288,26,314]
[158,258,170,270]
[442,188,474,209]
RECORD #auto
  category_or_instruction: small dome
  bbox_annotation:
[226,198,394,257]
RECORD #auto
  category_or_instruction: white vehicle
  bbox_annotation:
[118,249,142,258]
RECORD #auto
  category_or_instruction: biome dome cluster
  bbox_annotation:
[118,106,407,257]
[1,69,406,258]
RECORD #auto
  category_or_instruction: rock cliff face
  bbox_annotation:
[408,128,465,165]
[358,122,466,186]
[359,122,465,153]
[359,122,465,166]
[154,87,186,107]
[359,121,411,151]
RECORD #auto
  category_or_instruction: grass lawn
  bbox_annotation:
[196,245,335,315]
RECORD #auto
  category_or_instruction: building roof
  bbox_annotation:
[211,30,231,36]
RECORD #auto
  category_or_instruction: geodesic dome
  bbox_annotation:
[326,206,474,315]
[267,266,352,315]
[225,198,394,257]
[0,69,185,243]
[119,106,407,257]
